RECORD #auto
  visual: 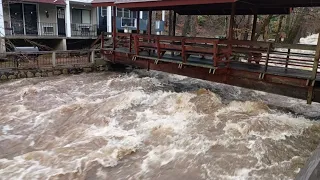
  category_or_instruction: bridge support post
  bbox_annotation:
[148,10,152,35]
[112,6,117,62]
[173,12,176,37]
[169,11,173,36]
[251,12,257,41]
[112,6,116,51]
[228,2,236,40]
[307,33,320,104]
[137,11,140,34]
[147,10,152,56]
[171,11,177,56]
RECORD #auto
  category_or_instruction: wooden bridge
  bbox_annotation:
[92,0,320,104]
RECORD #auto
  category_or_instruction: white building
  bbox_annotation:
[0,0,166,52]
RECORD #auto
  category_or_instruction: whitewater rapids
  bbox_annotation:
[0,70,320,180]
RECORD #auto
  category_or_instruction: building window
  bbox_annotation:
[142,11,148,19]
[72,9,91,24]
[116,8,122,17]
[131,11,138,19]
[116,8,131,18]
[9,3,38,35]
[43,26,54,34]
[123,9,130,18]
[101,7,107,17]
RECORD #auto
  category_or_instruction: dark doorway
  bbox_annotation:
[23,4,38,35]
[57,7,66,36]
[9,4,24,35]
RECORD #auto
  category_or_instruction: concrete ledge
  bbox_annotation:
[296,145,320,180]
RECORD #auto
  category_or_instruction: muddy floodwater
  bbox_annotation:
[1,70,320,180]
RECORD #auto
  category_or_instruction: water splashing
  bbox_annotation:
[0,72,319,180]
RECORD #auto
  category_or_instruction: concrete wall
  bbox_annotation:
[54,39,67,50]
[38,3,57,24]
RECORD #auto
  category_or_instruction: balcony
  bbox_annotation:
[71,23,97,37]
[5,22,98,38]
[5,22,65,38]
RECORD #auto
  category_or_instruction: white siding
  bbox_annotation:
[38,3,57,24]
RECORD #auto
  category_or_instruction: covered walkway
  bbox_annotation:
[94,0,320,104]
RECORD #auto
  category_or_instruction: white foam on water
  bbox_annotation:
[1,125,13,134]
[300,34,319,45]
[0,73,319,180]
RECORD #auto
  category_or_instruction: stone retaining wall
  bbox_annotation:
[0,65,107,81]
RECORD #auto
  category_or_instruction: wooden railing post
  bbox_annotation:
[91,50,95,64]
[264,43,272,72]
[307,34,320,104]
[14,55,19,69]
[227,42,232,64]
[213,41,218,67]
[52,52,56,67]
[285,48,291,71]
[156,36,161,59]
[134,35,139,56]
[129,34,132,53]
[101,32,105,49]
[181,38,186,63]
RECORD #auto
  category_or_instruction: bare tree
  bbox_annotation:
[285,8,309,43]
[190,16,197,37]
[182,15,191,36]
[254,15,273,41]
[275,15,285,42]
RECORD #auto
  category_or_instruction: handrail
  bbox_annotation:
[0,49,96,70]
[133,34,228,67]
[273,43,316,51]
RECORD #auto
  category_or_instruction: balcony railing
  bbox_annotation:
[38,22,60,36]
[5,22,63,37]
[71,23,97,37]
[5,22,98,38]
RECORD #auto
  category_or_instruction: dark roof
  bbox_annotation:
[23,0,66,5]
[92,0,237,8]
[92,0,320,15]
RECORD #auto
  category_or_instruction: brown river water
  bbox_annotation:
[0,70,320,180]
